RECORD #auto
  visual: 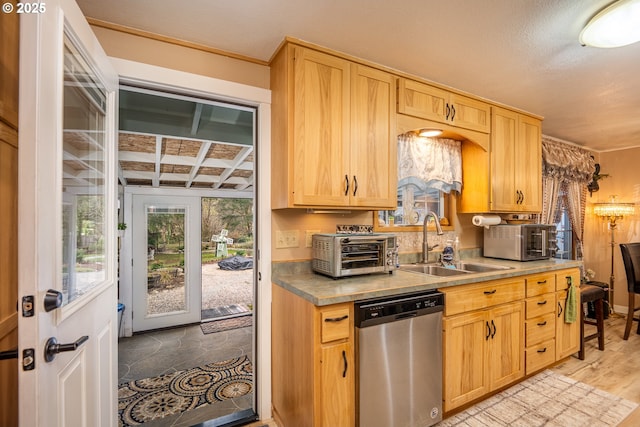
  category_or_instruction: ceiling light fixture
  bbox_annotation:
[418,128,443,138]
[580,0,640,48]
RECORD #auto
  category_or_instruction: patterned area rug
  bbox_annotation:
[437,370,638,426]
[118,355,252,426]
[201,315,252,334]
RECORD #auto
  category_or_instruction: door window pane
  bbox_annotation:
[146,206,187,315]
[61,34,107,304]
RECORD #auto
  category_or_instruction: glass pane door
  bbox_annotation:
[132,195,201,331]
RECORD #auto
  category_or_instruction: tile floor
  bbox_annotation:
[118,321,254,426]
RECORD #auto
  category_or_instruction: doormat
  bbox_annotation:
[436,369,638,426]
[118,355,252,426]
[201,303,250,319]
[201,315,252,334]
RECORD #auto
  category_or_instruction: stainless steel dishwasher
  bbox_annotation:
[356,291,444,427]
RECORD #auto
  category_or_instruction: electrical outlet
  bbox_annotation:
[306,230,320,248]
[275,230,299,248]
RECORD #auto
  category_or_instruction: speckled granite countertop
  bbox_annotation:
[272,258,583,306]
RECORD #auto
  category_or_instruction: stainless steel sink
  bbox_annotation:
[400,262,513,277]
[400,264,469,276]
[453,262,513,273]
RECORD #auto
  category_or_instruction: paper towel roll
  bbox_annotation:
[472,215,502,228]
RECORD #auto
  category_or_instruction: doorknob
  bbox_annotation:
[44,289,63,312]
[44,336,89,362]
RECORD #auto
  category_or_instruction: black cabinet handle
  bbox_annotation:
[484,289,497,295]
[0,348,18,360]
[486,321,491,340]
[557,301,563,317]
[537,347,547,353]
[537,321,548,326]
[324,315,348,323]
[491,319,496,339]
[342,350,348,378]
[44,336,89,362]
[537,300,548,305]
[538,280,547,285]
[451,105,456,121]
[353,175,358,196]
[344,175,349,196]
[445,104,450,120]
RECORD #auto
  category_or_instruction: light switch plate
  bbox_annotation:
[276,230,299,248]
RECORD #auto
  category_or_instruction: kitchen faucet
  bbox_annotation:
[422,210,444,263]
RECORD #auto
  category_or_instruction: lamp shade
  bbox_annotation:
[593,200,635,219]
[580,0,640,48]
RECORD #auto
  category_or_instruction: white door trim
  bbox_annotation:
[114,59,272,420]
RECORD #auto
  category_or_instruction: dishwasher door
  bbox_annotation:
[358,310,443,427]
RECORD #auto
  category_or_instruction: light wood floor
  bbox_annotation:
[552,314,640,426]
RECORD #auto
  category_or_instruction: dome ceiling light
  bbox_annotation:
[580,0,640,48]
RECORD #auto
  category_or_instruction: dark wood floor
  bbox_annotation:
[552,314,640,426]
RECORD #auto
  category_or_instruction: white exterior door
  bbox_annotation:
[132,195,202,332]
[18,1,119,426]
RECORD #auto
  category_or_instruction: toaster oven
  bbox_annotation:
[483,224,558,261]
[312,233,398,278]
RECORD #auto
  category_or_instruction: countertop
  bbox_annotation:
[272,257,583,306]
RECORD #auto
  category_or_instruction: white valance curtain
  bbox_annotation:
[540,136,594,260]
[397,133,462,194]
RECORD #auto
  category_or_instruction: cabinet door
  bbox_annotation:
[516,115,542,211]
[449,93,490,133]
[488,302,525,390]
[397,78,448,123]
[443,311,488,411]
[350,64,396,208]
[319,341,354,427]
[556,289,580,359]
[293,47,351,206]
[490,107,518,211]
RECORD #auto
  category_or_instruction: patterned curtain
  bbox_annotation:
[540,136,594,260]
[397,133,462,194]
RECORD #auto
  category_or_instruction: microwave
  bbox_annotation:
[312,233,398,278]
[483,224,558,261]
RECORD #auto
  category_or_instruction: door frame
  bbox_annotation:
[114,58,273,419]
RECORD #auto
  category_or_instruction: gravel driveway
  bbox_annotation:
[147,263,254,314]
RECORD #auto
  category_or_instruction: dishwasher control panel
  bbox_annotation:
[355,291,444,328]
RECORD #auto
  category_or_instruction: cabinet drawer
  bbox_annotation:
[442,278,525,316]
[526,338,556,374]
[525,273,556,297]
[556,269,580,291]
[525,312,555,345]
[321,307,351,343]
[525,293,555,318]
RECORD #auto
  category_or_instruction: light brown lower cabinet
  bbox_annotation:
[441,278,525,412]
[555,269,581,359]
[272,285,355,427]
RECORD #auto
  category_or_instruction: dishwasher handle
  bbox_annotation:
[395,312,418,321]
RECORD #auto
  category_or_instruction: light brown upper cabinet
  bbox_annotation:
[397,78,491,134]
[271,43,397,209]
[458,106,542,213]
[490,107,542,212]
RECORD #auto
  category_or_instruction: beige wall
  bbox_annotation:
[583,147,640,311]
[90,25,270,89]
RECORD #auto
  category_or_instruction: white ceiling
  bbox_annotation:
[76,0,640,152]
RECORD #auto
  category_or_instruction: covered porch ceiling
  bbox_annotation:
[117,88,255,193]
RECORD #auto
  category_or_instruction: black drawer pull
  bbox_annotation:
[537,300,548,305]
[537,321,547,326]
[325,315,348,323]
[537,347,547,353]
[484,289,497,295]
[537,280,547,284]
